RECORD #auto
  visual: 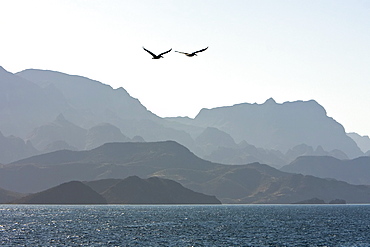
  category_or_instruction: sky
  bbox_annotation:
[1,0,370,136]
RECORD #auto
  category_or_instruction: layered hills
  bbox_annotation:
[0,66,367,167]
[3,141,370,204]
[10,176,220,204]
[347,133,370,153]
[281,156,370,185]
[1,65,370,204]
[86,176,221,204]
[0,131,38,164]
[0,187,25,204]
[169,98,363,158]
[13,181,107,204]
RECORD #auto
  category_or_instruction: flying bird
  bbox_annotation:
[175,47,208,57]
[143,47,172,59]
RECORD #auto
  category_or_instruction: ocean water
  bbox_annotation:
[1,205,370,246]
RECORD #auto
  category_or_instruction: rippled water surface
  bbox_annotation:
[1,204,370,246]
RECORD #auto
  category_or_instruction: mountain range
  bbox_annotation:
[281,156,370,185]
[347,132,370,154]
[10,176,221,204]
[2,141,370,204]
[168,98,363,158]
[1,65,370,204]
[1,66,368,167]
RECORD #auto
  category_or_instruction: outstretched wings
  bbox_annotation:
[175,47,208,56]
[159,48,172,56]
[143,47,172,58]
[174,51,190,55]
[143,47,157,57]
[194,47,208,54]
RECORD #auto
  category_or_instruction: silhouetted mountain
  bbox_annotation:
[3,66,366,167]
[16,69,158,125]
[203,142,348,169]
[13,181,107,204]
[281,156,370,185]
[204,141,287,168]
[193,127,237,157]
[293,197,346,204]
[89,176,221,204]
[28,114,86,151]
[0,187,25,203]
[285,144,348,162]
[85,123,131,150]
[196,127,236,148]
[13,68,194,149]
[293,198,325,204]
[28,114,133,152]
[131,135,146,142]
[0,131,38,164]
[169,98,363,159]
[42,140,78,153]
[348,132,370,153]
[3,141,370,204]
[2,66,192,148]
[0,66,67,137]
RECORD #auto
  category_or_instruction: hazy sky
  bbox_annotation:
[1,0,370,136]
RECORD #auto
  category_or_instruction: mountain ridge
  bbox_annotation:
[3,141,370,204]
[169,98,362,158]
[281,155,370,185]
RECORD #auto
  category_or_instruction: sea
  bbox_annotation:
[1,204,370,246]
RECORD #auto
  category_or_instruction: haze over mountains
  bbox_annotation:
[1,65,370,204]
[281,156,370,185]
[2,141,370,204]
[1,66,368,166]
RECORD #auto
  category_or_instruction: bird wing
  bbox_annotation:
[194,47,208,54]
[143,47,157,57]
[175,51,190,55]
[159,48,172,56]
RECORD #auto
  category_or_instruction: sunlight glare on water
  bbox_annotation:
[1,204,370,246]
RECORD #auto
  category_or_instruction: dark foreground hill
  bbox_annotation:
[12,181,107,204]
[10,177,220,204]
[86,176,221,204]
[3,141,370,204]
[281,156,370,185]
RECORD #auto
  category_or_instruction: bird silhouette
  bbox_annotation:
[175,47,208,57]
[143,47,172,59]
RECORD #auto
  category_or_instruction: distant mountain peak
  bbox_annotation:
[263,98,277,105]
[55,113,67,122]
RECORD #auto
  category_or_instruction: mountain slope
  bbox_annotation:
[0,187,25,203]
[3,141,370,204]
[0,131,38,164]
[15,68,194,149]
[348,132,370,153]
[3,66,365,166]
[28,114,87,151]
[85,123,131,150]
[281,156,370,185]
[92,176,221,204]
[170,98,362,158]
[0,66,69,137]
[13,181,107,204]
[16,69,157,123]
